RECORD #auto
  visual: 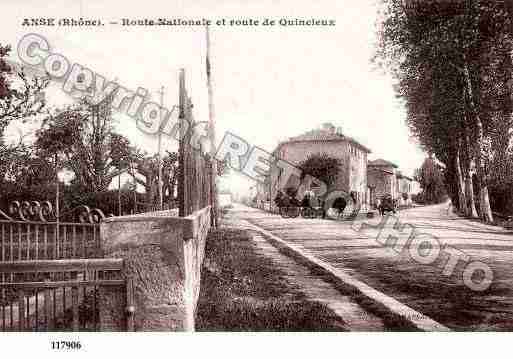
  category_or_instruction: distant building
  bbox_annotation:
[269,122,371,210]
[367,159,415,207]
[249,180,269,203]
[410,180,422,195]
[367,159,399,207]
[396,172,414,206]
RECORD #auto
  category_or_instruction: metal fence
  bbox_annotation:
[0,201,104,261]
[0,258,133,332]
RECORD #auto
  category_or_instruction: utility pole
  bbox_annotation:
[55,154,60,246]
[133,175,137,214]
[206,25,218,227]
[178,69,186,217]
[157,86,165,211]
[118,173,121,216]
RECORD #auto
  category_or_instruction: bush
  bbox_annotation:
[63,189,146,217]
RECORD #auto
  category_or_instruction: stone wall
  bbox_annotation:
[99,206,211,331]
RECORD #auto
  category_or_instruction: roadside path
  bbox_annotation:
[230,203,513,330]
[222,215,386,331]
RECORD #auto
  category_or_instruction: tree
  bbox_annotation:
[0,43,49,196]
[127,149,179,211]
[414,157,447,204]
[216,158,230,177]
[298,153,341,189]
[35,96,133,192]
[0,44,48,133]
[375,0,513,222]
[0,142,58,208]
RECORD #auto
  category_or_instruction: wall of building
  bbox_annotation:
[368,166,415,207]
[397,177,413,205]
[270,140,368,207]
[367,166,396,205]
[349,147,368,204]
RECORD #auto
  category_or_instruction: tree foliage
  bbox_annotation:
[35,97,132,192]
[414,157,447,204]
[0,44,49,133]
[298,153,341,188]
[0,43,49,194]
[375,0,513,220]
[126,148,179,210]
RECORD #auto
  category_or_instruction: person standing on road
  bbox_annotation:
[447,201,453,216]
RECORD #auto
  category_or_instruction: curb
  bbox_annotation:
[240,219,451,332]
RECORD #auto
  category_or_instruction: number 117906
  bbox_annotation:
[51,341,82,350]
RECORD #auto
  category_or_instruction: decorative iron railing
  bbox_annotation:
[0,201,107,262]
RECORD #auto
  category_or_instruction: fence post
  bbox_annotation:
[71,285,79,332]
[126,276,135,331]
[44,279,52,331]
[18,290,25,331]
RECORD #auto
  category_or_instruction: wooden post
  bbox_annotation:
[178,69,187,217]
[157,86,165,211]
[206,25,218,227]
[118,174,122,216]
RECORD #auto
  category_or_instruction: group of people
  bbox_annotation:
[376,194,398,216]
[274,189,350,219]
[274,190,321,208]
[273,188,400,218]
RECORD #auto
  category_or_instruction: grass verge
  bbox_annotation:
[195,227,348,331]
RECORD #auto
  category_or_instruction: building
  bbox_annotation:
[368,159,415,207]
[269,123,371,209]
[396,172,414,206]
[367,159,399,207]
[249,179,269,203]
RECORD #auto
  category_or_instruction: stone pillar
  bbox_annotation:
[99,207,211,331]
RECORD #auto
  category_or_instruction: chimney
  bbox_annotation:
[322,122,336,134]
[336,126,343,135]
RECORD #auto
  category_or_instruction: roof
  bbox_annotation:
[278,127,371,153]
[397,172,413,181]
[368,167,395,175]
[368,159,399,168]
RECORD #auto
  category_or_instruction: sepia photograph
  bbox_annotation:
[0,0,512,357]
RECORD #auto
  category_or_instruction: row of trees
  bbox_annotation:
[0,43,180,215]
[376,0,513,221]
[413,156,447,204]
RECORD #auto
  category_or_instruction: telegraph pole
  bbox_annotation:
[118,174,121,216]
[157,86,165,211]
[206,25,218,227]
[55,154,60,246]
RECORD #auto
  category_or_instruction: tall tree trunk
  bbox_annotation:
[455,142,468,215]
[462,58,494,223]
[463,131,478,218]
[144,176,157,212]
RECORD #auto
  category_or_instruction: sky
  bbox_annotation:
[1,0,426,194]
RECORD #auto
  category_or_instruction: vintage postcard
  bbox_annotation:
[0,0,512,357]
